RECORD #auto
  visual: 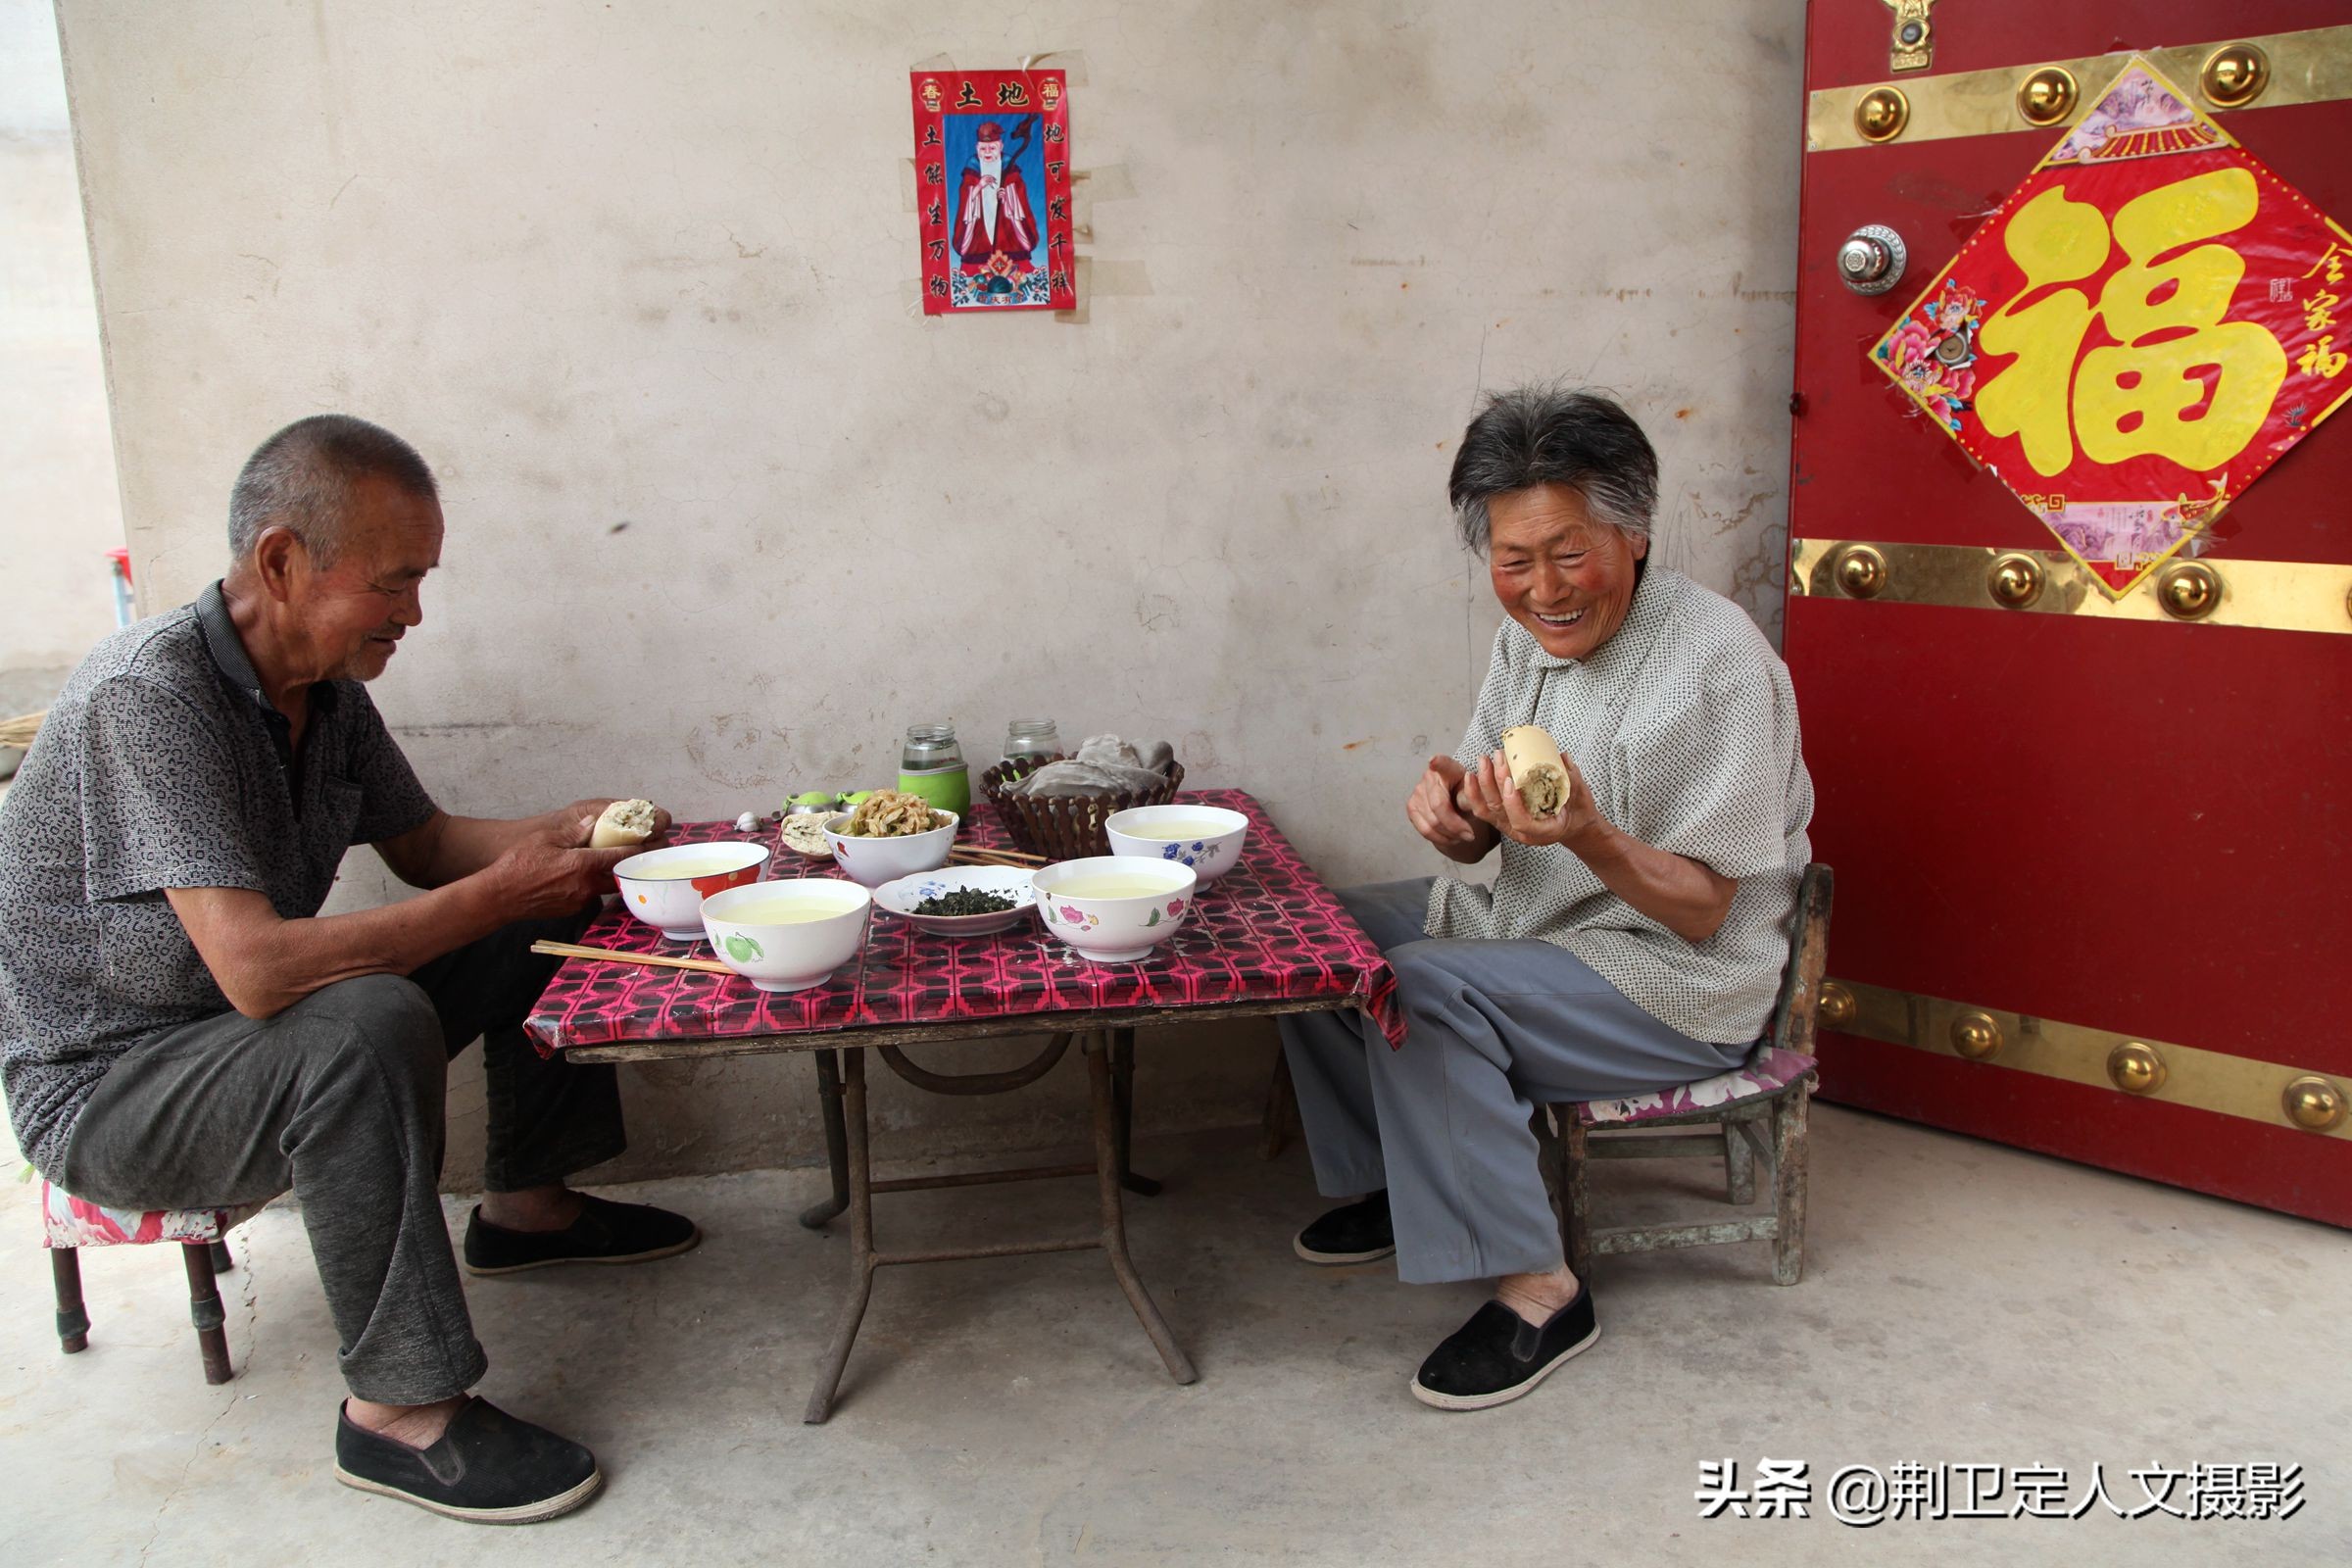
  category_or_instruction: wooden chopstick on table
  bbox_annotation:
[950,847,1049,867]
[530,939,733,975]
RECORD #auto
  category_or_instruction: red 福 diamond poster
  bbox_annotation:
[1872,57,2352,596]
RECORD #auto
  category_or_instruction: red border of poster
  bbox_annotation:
[911,69,1075,315]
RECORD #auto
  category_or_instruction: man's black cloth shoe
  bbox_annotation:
[1411,1287,1600,1410]
[462,1194,701,1276]
[1293,1191,1396,1264]
[335,1397,602,1524]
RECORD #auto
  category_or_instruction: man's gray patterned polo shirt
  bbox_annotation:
[0,582,437,1177]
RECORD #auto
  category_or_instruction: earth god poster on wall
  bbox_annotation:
[911,69,1076,314]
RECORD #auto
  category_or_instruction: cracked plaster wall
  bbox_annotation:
[56,0,1803,1186]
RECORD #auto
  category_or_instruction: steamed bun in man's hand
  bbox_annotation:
[587,798,663,848]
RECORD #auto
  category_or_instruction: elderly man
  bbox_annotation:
[0,416,697,1522]
[1281,387,1813,1410]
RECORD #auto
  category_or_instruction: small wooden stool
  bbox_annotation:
[1545,863,1833,1285]
[39,1182,267,1385]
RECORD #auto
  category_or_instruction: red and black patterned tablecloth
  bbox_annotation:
[524,790,1402,1054]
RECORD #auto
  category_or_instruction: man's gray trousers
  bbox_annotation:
[57,914,621,1403]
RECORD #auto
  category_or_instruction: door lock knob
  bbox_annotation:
[1838,224,1907,296]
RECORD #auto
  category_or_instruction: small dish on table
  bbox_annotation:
[872,865,1039,936]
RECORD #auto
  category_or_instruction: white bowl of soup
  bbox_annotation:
[823,809,958,888]
[1031,857,1199,963]
[701,880,872,992]
[613,842,771,942]
[1104,804,1250,884]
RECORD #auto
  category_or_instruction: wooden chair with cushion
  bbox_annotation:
[39,1180,267,1384]
[1544,863,1833,1285]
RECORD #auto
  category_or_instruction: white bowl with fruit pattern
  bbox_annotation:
[1031,857,1198,963]
[700,880,871,992]
[613,841,770,942]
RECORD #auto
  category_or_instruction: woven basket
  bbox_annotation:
[981,754,1186,859]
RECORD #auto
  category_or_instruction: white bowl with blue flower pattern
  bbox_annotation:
[872,865,1038,936]
[1104,805,1250,885]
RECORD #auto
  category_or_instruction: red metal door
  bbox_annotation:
[1787,4,2352,1224]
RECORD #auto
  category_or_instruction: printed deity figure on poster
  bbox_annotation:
[955,120,1038,288]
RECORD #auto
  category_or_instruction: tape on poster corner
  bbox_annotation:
[1086,259,1152,297]
[1020,50,1090,87]
[909,52,957,74]
[1054,258,1154,325]
[1072,164,1136,201]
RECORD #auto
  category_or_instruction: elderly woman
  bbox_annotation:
[1280,386,1812,1411]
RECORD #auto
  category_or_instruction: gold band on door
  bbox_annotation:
[1807,24,2352,153]
[1818,980,2351,1140]
[1788,538,2352,635]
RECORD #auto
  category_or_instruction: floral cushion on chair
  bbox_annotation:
[37,1181,265,1250]
[1576,1045,1818,1128]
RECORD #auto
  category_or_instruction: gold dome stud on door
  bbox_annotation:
[2281,1075,2345,1133]
[2200,44,2270,109]
[1855,86,1910,143]
[2107,1042,2168,1096]
[2016,67,2078,127]
[1950,1012,2003,1062]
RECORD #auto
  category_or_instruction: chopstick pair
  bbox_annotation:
[530,939,732,975]
[949,847,1049,868]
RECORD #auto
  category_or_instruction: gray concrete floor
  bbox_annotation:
[3,1104,2345,1566]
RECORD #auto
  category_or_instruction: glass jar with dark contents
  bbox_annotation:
[1002,718,1061,768]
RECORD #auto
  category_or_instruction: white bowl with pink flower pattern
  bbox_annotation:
[1031,857,1198,963]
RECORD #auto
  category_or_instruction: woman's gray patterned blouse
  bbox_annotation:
[1427,567,1814,1045]
[0,584,436,1178]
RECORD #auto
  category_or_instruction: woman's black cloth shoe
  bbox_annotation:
[462,1194,701,1276]
[1411,1287,1600,1410]
[1293,1191,1396,1264]
[334,1398,603,1524]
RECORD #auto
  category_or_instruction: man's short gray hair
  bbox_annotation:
[1446,385,1659,555]
[227,415,437,566]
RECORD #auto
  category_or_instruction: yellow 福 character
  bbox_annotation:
[2075,169,2284,470]
[1977,171,2287,477]
[1975,188,2107,476]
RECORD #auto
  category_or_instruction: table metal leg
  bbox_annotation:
[798,1049,852,1230]
[804,1050,875,1423]
[1087,1033,1196,1385]
[1109,1027,1161,1198]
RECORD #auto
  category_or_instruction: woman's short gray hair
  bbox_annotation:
[227,414,437,567]
[1446,385,1658,555]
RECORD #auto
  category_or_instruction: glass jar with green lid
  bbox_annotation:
[897,722,970,816]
